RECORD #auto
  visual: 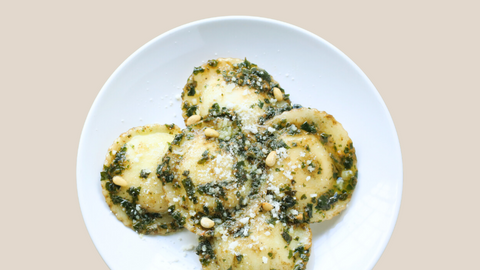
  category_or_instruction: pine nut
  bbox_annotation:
[201,217,215,228]
[273,87,283,102]
[296,213,304,220]
[205,128,219,138]
[112,176,127,186]
[186,115,201,125]
[262,202,273,211]
[266,151,277,167]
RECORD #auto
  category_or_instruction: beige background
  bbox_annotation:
[1,0,478,269]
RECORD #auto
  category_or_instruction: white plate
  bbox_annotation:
[77,16,403,270]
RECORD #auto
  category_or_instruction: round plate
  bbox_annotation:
[77,16,403,270]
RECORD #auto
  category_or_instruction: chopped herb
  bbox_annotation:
[196,237,215,266]
[172,133,184,145]
[140,169,150,179]
[127,186,141,202]
[193,66,205,75]
[100,145,128,181]
[300,121,317,133]
[258,100,264,109]
[182,177,198,203]
[197,150,210,164]
[282,230,292,244]
[186,105,198,117]
[207,59,218,67]
[186,80,197,96]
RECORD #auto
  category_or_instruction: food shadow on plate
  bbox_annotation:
[307,212,346,269]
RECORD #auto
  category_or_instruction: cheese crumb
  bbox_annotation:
[182,244,196,251]
[239,217,250,224]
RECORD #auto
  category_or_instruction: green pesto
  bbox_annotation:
[169,205,186,226]
[233,225,251,238]
[300,121,317,133]
[157,156,174,183]
[187,80,197,96]
[197,182,227,199]
[100,145,128,181]
[282,230,293,244]
[196,236,215,266]
[197,150,210,164]
[222,58,280,93]
[193,66,205,75]
[320,133,330,144]
[182,177,198,204]
[127,186,141,202]
[109,193,165,233]
[182,101,198,117]
[140,169,150,179]
[207,59,218,67]
[171,133,184,145]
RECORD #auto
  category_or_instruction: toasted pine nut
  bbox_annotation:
[112,176,127,187]
[201,217,215,228]
[205,128,219,138]
[273,87,283,102]
[186,115,201,125]
[266,151,277,167]
[296,213,304,220]
[262,202,273,211]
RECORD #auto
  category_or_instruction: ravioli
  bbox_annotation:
[100,124,184,235]
[98,57,359,270]
[158,122,268,236]
[197,212,311,270]
[260,108,358,223]
[181,58,294,134]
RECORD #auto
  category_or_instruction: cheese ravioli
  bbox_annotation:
[158,122,267,237]
[197,212,311,270]
[261,108,358,223]
[101,124,183,235]
[181,58,293,134]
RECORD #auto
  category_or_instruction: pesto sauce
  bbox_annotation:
[196,236,215,266]
[183,102,198,117]
[100,145,128,181]
[182,177,198,204]
[300,121,317,133]
[207,59,218,67]
[222,58,278,93]
[197,182,227,199]
[197,150,210,164]
[282,230,292,244]
[193,66,205,75]
[139,169,150,179]
[186,80,197,96]
[157,156,175,183]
